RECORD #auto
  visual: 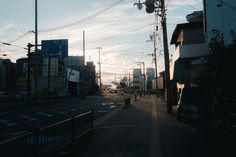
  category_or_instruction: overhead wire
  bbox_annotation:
[39,0,126,32]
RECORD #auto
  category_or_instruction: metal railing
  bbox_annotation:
[0,110,93,157]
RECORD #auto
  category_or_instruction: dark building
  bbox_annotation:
[16,58,28,95]
[85,61,97,94]
[0,58,16,92]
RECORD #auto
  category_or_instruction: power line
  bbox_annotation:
[0,31,33,47]
[40,0,125,32]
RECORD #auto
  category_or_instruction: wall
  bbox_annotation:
[204,0,236,45]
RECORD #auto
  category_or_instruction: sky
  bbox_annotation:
[0,0,202,84]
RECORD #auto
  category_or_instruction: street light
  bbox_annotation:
[96,47,102,94]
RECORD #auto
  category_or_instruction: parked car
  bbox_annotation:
[0,91,9,100]
[176,87,210,126]
[117,89,125,95]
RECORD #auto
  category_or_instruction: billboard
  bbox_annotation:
[42,39,68,58]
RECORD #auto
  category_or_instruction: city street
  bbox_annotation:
[58,95,233,157]
[0,93,124,142]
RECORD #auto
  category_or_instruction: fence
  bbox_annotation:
[0,110,93,157]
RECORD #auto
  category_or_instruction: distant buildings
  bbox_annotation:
[146,67,155,91]
[0,39,97,100]
[132,68,141,90]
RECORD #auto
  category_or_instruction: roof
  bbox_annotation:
[170,22,203,45]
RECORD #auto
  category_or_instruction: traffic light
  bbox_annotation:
[145,0,155,13]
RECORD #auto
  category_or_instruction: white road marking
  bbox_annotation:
[20,115,37,121]
[109,105,117,108]
[37,112,54,117]
[0,119,16,126]
[0,111,10,115]
[109,102,114,105]
[97,110,109,113]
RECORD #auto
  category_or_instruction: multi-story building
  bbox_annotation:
[146,67,155,92]
[0,58,16,92]
[133,68,141,90]
[170,11,205,88]
[16,58,28,96]
[170,11,206,105]
[84,61,97,94]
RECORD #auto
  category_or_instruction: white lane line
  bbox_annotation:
[49,109,58,112]
[109,105,117,108]
[109,102,114,105]
[0,111,10,115]
[97,110,109,113]
[20,115,37,121]
[36,112,54,117]
[70,109,77,111]
[0,120,16,126]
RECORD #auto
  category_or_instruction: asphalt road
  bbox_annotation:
[0,93,125,142]
[59,95,229,157]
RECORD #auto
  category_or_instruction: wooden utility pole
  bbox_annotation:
[160,0,172,113]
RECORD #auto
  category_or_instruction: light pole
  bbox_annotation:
[96,47,102,94]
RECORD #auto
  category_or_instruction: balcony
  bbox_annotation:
[170,43,207,80]
[172,43,207,61]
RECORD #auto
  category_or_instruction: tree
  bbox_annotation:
[204,29,236,149]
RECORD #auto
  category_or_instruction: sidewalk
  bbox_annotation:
[58,95,226,157]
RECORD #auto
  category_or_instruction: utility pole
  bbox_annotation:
[160,0,172,113]
[134,0,172,113]
[27,43,32,106]
[153,30,158,94]
[83,30,85,65]
[96,47,102,94]
[34,0,38,98]
[143,62,146,95]
[48,56,51,103]
[35,0,38,51]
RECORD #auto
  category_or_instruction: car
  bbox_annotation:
[117,89,125,95]
[176,87,210,126]
[0,91,9,100]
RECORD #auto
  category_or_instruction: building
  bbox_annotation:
[0,58,16,92]
[203,0,236,46]
[132,68,141,90]
[170,12,205,87]
[84,61,97,95]
[146,67,155,92]
[170,11,206,105]
[16,58,28,96]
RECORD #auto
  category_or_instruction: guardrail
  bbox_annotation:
[0,110,93,157]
